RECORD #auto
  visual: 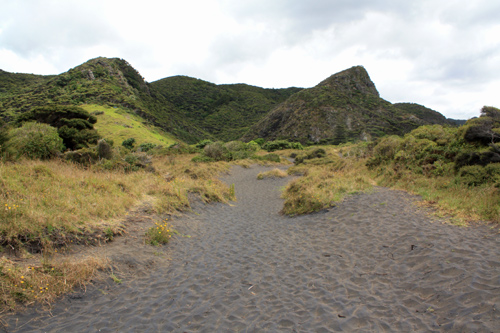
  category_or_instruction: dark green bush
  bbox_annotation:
[97,139,113,160]
[458,165,489,186]
[262,140,304,152]
[138,142,156,152]
[17,105,101,150]
[122,138,136,149]
[295,148,326,164]
[195,139,213,149]
[5,122,64,160]
[64,147,99,165]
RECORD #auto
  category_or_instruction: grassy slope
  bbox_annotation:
[80,104,177,147]
[150,76,302,142]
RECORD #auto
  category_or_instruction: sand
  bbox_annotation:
[4,165,500,332]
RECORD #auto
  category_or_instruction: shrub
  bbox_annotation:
[97,139,113,160]
[195,139,213,149]
[458,165,489,187]
[5,122,64,160]
[253,138,265,146]
[295,148,326,164]
[17,105,101,150]
[203,142,230,161]
[138,142,156,152]
[64,147,99,165]
[122,138,136,149]
[262,140,303,152]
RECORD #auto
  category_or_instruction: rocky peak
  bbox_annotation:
[317,65,379,97]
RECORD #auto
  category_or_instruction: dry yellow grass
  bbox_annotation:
[257,168,288,180]
[281,147,373,215]
[0,153,234,310]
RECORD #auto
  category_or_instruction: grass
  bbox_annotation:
[80,104,176,147]
[373,166,500,224]
[281,146,373,215]
[257,168,288,180]
[0,153,233,311]
[0,256,107,311]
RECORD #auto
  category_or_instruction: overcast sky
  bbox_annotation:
[1,0,499,119]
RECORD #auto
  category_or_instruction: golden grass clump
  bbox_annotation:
[257,168,288,180]
[281,147,373,215]
[0,256,107,311]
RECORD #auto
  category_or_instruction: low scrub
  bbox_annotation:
[282,149,372,215]
[3,122,64,160]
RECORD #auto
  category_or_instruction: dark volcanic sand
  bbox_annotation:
[4,165,500,332]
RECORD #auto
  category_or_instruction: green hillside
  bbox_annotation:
[0,57,462,146]
[150,76,301,141]
[80,104,176,147]
[242,66,456,144]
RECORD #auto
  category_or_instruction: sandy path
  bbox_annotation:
[5,165,500,332]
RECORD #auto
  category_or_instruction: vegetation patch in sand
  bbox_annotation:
[0,256,107,311]
[257,168,288,180]
[281,146,373,215]
[145,219,174,246]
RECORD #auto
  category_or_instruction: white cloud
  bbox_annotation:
[0,0,499,119]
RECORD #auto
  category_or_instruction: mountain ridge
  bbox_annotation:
[0,58,463,145]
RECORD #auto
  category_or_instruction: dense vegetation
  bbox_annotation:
[150,76,302,141]
[243,66,459,144]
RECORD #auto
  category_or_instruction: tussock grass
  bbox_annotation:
[257,168,288,180]
[0,256,107,312]
[374,167,500,224]
[0,154,233,310]
[281,148,373,215]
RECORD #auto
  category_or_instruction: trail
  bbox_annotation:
[5,165,500,332]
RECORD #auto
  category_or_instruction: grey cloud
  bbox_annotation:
[0,1,120,57]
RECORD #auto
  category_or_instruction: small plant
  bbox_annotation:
[110,273,122,284]
[145,219,174,246]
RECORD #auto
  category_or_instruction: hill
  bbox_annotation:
[242,66,456,144]
[1,58,461,145]
[0,57,301,143]
[150,76,301,141]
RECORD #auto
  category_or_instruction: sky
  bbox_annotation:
[1,0,499,120]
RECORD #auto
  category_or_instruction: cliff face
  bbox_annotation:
[242,66,451,144]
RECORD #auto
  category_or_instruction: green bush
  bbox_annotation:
[253,138,265,146]
[17,105,101,150]
[138,142,156,152]
[97,139,113,160]
[203,142,230,161]
[5,122,64,160]
[64,147,99,165]
[458,165,489,186]
[262,140,303,152]
[295,148,326,164]
[195,139,213,149]
[122,138,136,149]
